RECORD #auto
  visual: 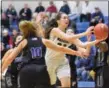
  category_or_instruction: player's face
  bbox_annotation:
[59,14,69,28]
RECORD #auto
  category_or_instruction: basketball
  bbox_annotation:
[94,23,108,40]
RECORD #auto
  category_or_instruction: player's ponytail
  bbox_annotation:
[45,19,58,39]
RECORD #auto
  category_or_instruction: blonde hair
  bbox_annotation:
[19,21,38,39]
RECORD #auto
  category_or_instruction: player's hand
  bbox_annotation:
[82,51,89,58]
[95,38,105,45]
[76,51,88,58]
[87,33,92,41]
[36,12,46,24]
[86,26,94,36]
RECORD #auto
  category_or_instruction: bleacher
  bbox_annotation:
[104,16,108,24]
[1,1,108,88]
[78,81,95,88]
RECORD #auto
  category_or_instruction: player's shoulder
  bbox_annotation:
[51,27,61,37]
[52,27,60,32]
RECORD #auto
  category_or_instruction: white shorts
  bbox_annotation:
[57,62,70,79]
[46,58,70,85]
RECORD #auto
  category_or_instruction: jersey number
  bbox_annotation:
[30,47,42,59]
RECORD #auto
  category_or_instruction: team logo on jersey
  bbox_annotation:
[57,38,68,43]
[31,38,37,41]
[57,38,69,47]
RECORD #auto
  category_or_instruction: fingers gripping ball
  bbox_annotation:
[94,23,108,40]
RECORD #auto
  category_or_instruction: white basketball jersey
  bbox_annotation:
[45,32,71,85]
[45,33,71,63]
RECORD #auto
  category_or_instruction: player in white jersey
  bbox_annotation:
[44,12,103,87]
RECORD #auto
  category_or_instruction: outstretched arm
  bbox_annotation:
[1,39,27,74]
[32,12,46,38]
[73,37,100,48]
[42,38,83,57]
[52,26,100,48]
[52,28,89,43]
[2,49,13,66]
[77,35,92,57]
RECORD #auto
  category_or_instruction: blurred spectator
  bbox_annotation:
[1,12,10,29]
[19,4,32,21]
[0,42,8,59]
[92,7,104,23]
[5,4,18,29]
[2,29,13,49]
[46,1,57,17]
[69,1,82,22]
[5,4,17,21]
[35,2,45,13]
[80,1,92,22]
[59,0,70,14]
[71,1,82,15]
[12,29,19,47]
[76,46,96,81]
[90,7,104,26]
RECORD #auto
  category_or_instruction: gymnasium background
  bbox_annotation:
[1,0,109,88]
[1,1,108,16]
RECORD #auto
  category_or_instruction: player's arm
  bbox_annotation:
[76,44,91,57]
[73,38,100,48]
[52,27,100,48]
[42,38,83,57]
[1,39,27,74]
[32,12,46,38]
[2,49,13,65]
[77,46,90,57]
[52,28,87,43]
[51,27,94,44]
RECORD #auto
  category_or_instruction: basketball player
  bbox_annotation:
[66,28,92,88]
[44,12,102,87]
[2,35,23,65]
[1,21,85,88]
[1,35,23,88]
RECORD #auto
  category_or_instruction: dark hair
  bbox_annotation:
[13,34,23,47]
[45,12,64,39]
[14,34,23,42]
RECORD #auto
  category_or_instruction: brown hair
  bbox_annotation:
[19,21,38,39]
[45,12,64,39]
